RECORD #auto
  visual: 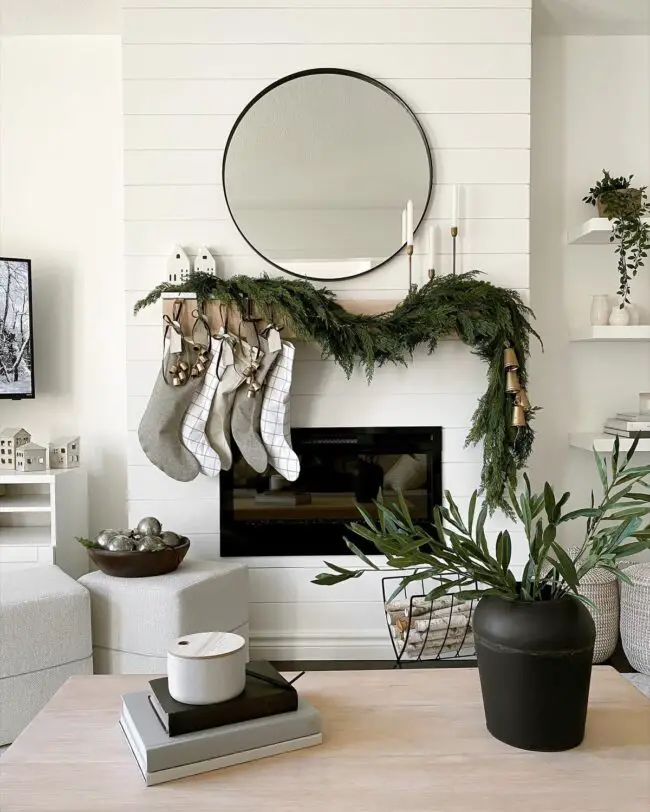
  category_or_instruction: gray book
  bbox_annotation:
[120,690,321,774]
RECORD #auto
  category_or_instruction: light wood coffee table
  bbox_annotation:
[1,668,648,811]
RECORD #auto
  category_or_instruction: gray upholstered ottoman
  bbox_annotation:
[0,566,92,744]
[79,559,249,673]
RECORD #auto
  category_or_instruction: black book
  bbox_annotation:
[148,661,298,737]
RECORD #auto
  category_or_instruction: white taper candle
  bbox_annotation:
[406,199,414,246]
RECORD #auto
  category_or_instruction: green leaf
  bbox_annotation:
[550,542,579,590]
[467,491,478,535]
[573,593,597,611]
[594,448,608,492]
[613,540,650,557]
[495,531,512,573]
[476,503,490,556]
[312,569,362,586]
[558,508,601,523]
[344,540,380,570]
[611,435,620,478]
[543,482,556,523]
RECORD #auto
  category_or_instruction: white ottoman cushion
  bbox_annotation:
[79,560,248,668]
[0,565,92,744]
[0,565,92,678]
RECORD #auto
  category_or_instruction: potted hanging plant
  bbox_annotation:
[583,170,650,307]
[313,437,650,752]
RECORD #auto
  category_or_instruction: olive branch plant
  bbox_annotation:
[313,436,650,607]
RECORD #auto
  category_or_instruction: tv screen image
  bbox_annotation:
[0,258,34,398]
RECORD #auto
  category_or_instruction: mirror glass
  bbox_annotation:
[223,70,432,281]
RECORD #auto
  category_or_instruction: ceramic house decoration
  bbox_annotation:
[15,442,47,473]
[167,246,191,285]
[49,436,81,469]
[0,427,31,469]
[192,247,217,276]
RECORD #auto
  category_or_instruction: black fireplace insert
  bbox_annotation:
[220,427,442,557]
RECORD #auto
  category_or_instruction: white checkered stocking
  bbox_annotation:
[181,339,224,477]
[260,341,300,481]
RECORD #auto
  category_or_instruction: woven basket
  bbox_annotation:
[570,547,619,664]
[620,563,650,676]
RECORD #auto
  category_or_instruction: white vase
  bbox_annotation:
[590,295,610,326]
[608,305,630,326]
[626,303,640,325]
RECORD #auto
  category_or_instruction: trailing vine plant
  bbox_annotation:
[583,170,650,305]
[135,271,540,513]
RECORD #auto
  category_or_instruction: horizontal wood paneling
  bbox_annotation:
[123,1,532,9]
[124,8,532,45]
[124,78,530,115]
[125,252,529,291]
[125,181,529,220]
[124,218,529,256]
[125,114,530,152]
[123,1,531,659]
[123,43,531,80]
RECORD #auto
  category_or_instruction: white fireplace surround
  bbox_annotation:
[122,2,531,660]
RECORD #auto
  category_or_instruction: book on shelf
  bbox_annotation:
[616,412,650,421]
[149,661,298,737]
[254,491,312,506]
[606,418,650,432]
[120,691,322,786]
[603,428,650,439]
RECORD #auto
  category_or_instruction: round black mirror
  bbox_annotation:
[223,69,433,281]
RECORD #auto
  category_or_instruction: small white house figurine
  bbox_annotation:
[49,437,81,469]
[0,427,31,469]
[15,442,47,473]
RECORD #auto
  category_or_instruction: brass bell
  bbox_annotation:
[178,361,189,373]
[515,389,531,411]
[505,369,521,394]
[195,361,205,375]
[512,404,527,427]
[177,369,187,383]
[198,350,210,364]
[504,346,519,371]
[190,366,200,378]
[168,364,179,375]
[172,376,182,387]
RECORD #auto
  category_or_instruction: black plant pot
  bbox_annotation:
[473,594,596,751]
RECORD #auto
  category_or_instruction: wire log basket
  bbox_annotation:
[382,572,477,666]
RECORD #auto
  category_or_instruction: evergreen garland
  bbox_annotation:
[135,272,540,513]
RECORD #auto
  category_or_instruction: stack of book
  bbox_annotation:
[120,661,322,785]
[603,413,650,439]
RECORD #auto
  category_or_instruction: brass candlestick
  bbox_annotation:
[451,226,458,276]
[407,244,416,292]
[428,267,436,280]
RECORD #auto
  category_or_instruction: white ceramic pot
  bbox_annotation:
[167,631,246,705]
[590,295,610,326]
[608,305,630,326]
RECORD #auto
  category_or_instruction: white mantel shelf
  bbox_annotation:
[570,326,650,342]
[567,217,650,245]
[570,433,650,453]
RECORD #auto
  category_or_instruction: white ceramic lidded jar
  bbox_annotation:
[167,631,246,705]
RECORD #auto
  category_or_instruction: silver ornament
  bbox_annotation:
[137,516,162,537]
[138,535,166,552]
[96,529,117,549]
[160,531,181,548]
[107,535,136,552]
[116,529,134,538]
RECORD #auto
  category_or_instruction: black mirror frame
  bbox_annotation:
[222,68,433,282]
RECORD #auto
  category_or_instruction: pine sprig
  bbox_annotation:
[135,271,541,512]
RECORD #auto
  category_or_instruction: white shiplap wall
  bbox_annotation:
[123,1,531,660]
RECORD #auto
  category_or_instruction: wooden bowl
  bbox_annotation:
[88,540,190,578]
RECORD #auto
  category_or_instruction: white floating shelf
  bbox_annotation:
[570,325,650,342]
[567,217,650,245]
[0,495,51,513]
[570,433,650,453]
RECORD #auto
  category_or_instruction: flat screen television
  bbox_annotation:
[0,257,35,399]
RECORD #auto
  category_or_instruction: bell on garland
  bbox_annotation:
[172,375,182,387]
[178,361,190,373]
[505,369,521,394]
[515,389,531,411]
[504,346,519,370]
[169,364,179,375]
[177,369,188,384]
[512,404,527,427]
[247,380,262,398]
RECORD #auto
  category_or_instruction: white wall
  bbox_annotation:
[530,34,650,548]
[0,34,126,535]
[124,1,532,660]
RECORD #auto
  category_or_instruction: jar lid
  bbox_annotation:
[167,631,246,660]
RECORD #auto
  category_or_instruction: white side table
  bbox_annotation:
[79,559,249,673]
